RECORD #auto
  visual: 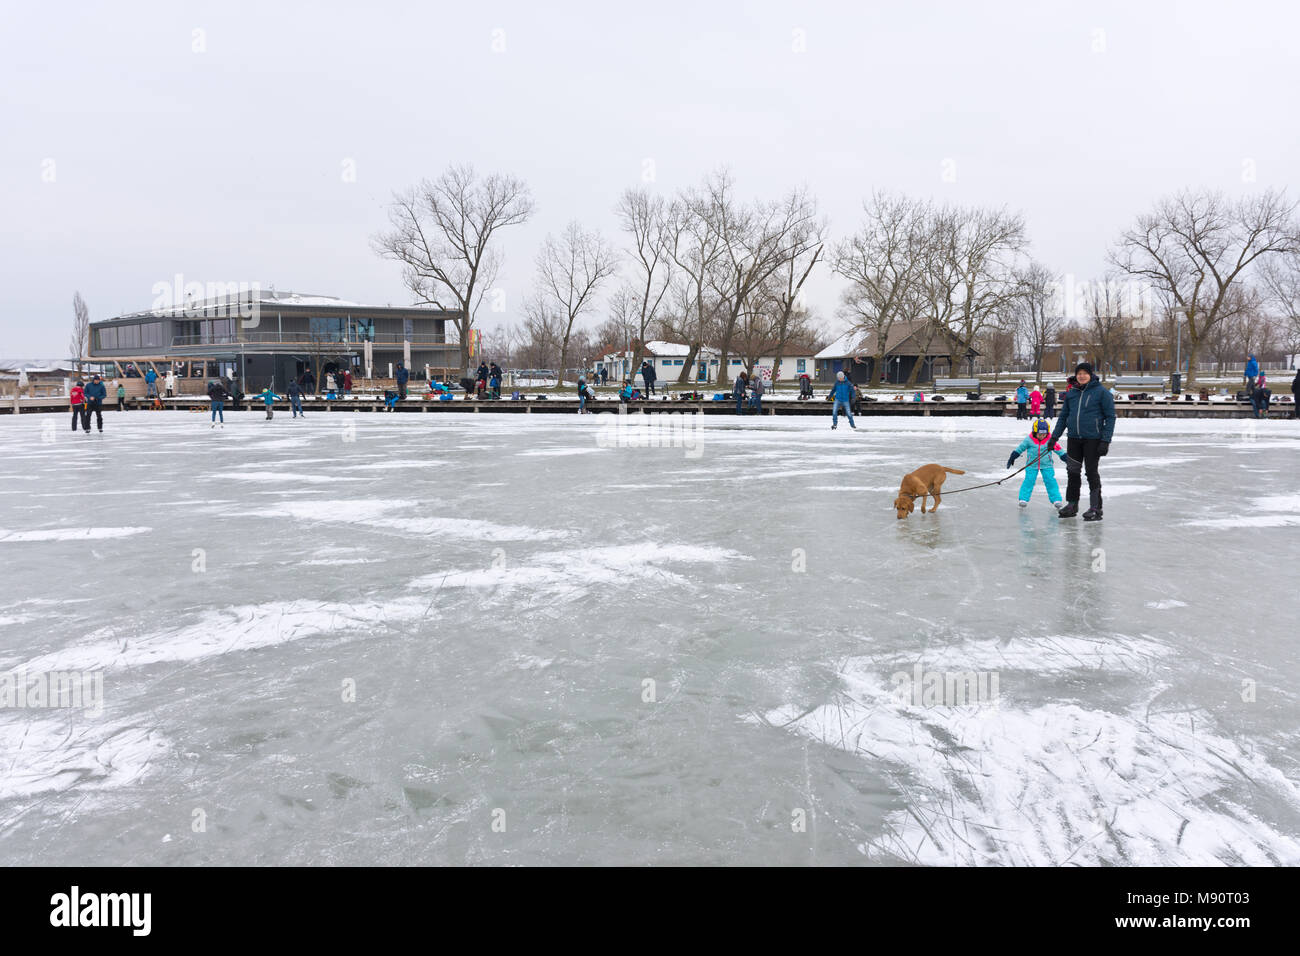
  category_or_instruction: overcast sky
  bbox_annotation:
[3,0,1297,358]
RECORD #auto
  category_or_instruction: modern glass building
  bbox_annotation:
[86,291,462,392]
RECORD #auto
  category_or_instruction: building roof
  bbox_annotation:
[96,291,458,325]
[816,319,974,359]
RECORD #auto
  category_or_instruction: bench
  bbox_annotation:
[1113,375,1166,391]
[933,378,980,397]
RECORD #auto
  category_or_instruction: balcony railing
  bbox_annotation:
[168,332,450,348]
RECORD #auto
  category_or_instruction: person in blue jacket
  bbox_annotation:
[82,373,108,433]
[259,385,278,420]
[1015,380,1029,420]
[1048,362,1115,521]
[1244,354,1259,393]
[831,371,857,430]
[1007,418,1066,509]
[396,363,410,399]
[144,367,158,398]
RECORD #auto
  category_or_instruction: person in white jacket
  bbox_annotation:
[164,369,177,397]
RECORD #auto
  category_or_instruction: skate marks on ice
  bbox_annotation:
[754,634,1300,866]
[1184,494,1300,529]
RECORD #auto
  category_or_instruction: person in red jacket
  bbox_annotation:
[69,381,87,432]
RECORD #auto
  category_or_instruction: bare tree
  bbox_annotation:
[663,181,725,383]
[942,205,1028,375]
[705,175,820,387]
[1081,277,1134,376]
[534,221,618,385]
[1259,252,1300,366]
[520,293,565,372]
[614,188,673,383]
[594,298,639,358]
[833,193,927,386]
[70,292,90,371]
[1015,262,1062,385]
[1109,187,1298,387]
[373,164,535,373]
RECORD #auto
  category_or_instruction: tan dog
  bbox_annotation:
[894,464,965,519]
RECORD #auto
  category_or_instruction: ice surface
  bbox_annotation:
[1,410,1298,865]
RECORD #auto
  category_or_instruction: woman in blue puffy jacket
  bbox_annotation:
[1048,362,1115,521]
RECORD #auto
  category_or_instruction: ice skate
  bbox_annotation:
[1058,501,1078,518]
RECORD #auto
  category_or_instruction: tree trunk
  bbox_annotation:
[457,317,471,375]
[872,348,888,386]
[1184,338,1199,389]
[717,348,731,388]
[677,343,700,384]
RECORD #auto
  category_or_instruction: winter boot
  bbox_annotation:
[1018,500,1028,508]
[1083,489,1103,521]
[1058,500,1079,518]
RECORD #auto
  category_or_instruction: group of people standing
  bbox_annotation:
[68,375,108,432]
[1015,380,1058,420]
[475,362,504,399]
[1243,354,1300,419]
[730,370,765,414]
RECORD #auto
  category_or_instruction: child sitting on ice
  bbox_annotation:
[1006,418,1066,509]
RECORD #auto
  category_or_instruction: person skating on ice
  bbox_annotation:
[83,374,107,433]
[1048,362,1115,521]
[1006,418,1066,509]
[830,371,857,430]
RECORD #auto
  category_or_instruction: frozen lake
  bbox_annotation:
[2,409,1298,865]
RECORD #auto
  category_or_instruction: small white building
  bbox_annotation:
[598,342,814,384]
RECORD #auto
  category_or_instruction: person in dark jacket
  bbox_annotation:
[69,380,86,431]
[302,369,316,394]
[395,363,410,399]
[1044,384,1057,418]
[1291,369,1300,419]
[207,379,231,427]
[831,371,857,430]
[641,360,657,397]
[83,374,107,432]
[1048,362,1115,521]
[798,373,814,400]
[475,363,489,388]
[287,379,304,418]
[732,370,748,415]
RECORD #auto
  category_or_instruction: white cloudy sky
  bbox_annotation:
[2,0,1297,358]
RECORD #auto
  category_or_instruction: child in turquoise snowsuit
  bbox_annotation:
[1006,419,1066,508]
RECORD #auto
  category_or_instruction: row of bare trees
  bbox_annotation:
[375,166,827,385]
[373,164,1300,389]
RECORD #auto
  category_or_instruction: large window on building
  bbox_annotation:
[310,317,346,341]
[97,326,118,350]
[119,324,140,348]
[141,322,165,348]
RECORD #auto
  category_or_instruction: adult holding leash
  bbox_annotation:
[1048,362,1115,521]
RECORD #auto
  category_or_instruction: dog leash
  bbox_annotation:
[905,457,1036,500]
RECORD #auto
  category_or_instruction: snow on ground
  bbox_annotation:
[0,410,1297,865]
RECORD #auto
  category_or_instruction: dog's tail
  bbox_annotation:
[943,467,966,475]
